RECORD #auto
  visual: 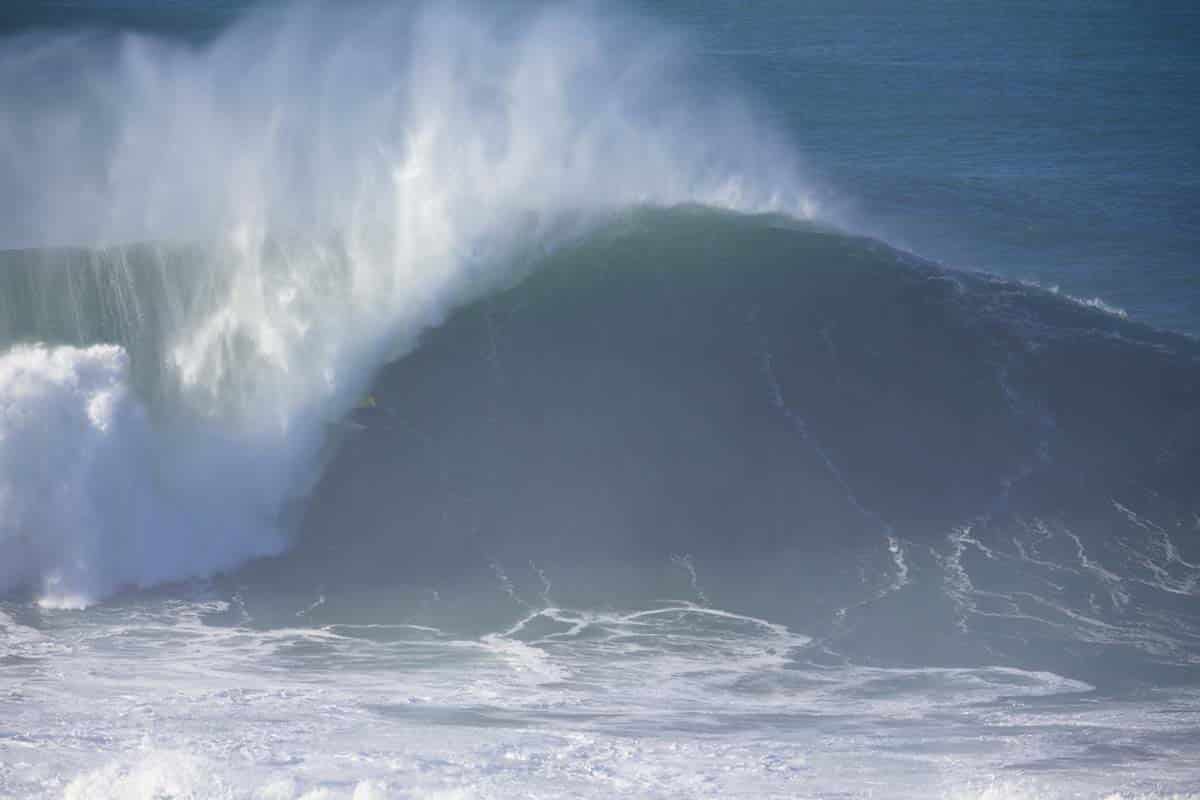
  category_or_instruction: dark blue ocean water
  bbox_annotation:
[664,0,1200,334]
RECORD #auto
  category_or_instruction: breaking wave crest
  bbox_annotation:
[0,0,815,605]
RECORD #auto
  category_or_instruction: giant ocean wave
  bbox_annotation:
[1,1,1197,686]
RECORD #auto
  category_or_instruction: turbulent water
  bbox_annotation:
[2,2,1199,798]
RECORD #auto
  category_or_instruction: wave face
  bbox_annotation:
[0,1,811,606]
[272,208,1200,681]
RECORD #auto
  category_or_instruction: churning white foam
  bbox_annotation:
[0,1,819,605]
[0,344,289,606]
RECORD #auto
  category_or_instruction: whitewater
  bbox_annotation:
[2,1,1199,798]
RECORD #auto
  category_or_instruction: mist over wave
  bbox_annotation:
[0,1,815,606]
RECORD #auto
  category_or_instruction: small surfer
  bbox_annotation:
[347,393,395,430]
